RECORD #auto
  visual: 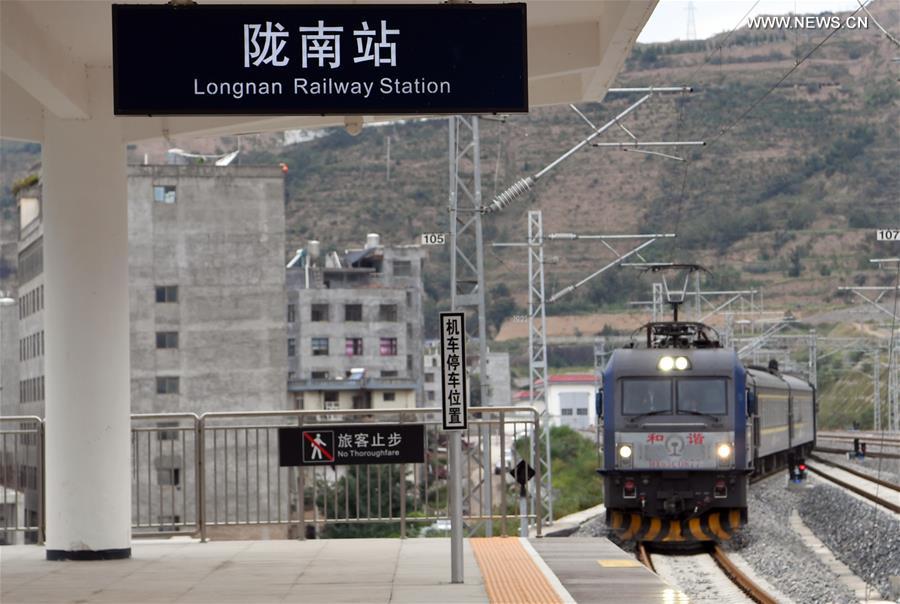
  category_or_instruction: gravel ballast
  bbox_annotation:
[725,476,859,604]
[799,481,900,599]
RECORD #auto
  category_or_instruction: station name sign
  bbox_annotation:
[112,3,527,115]
[278,424,425,466]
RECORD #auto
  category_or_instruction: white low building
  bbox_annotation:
[531,374,600,430]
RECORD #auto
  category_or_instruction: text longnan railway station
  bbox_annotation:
[193,76,452,100]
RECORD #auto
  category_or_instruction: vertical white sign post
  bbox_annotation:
[440,312,468,584]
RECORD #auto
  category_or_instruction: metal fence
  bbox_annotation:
[1,406,543,543]
[0,416,43,544]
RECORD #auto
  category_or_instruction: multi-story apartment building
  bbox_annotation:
[286,236,425,411]
[128,165,288,414]
[1,165,288,536]
[0,190,43,542]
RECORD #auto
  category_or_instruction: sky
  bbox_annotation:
[638,0,865,42]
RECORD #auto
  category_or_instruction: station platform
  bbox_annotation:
[1,536,682,603]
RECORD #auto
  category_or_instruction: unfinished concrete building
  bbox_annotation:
[286,236,425,411]
[128,164,288,415]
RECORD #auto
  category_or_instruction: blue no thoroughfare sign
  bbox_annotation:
[279,424,425,466]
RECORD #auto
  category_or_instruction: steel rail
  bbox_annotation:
[636,542,655,572]
[710,544,778,604]
[815,446,900,460]
[808,454,900,493]
[817,434,900,446]
[805,462,900,514]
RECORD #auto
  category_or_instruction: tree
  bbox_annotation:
[486,283,517,334]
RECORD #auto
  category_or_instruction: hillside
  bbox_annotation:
[248,3,898,334]
[2,3,898,334]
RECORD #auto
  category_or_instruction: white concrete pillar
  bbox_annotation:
[42,66,131,560]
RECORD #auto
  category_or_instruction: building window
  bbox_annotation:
[379,337,398,356]
[311,371,329,379]
[155,285,178,303]
[427,391,436,402]
[18,238,43,284]
[381,370,398,378]
[287,338,297,357]
[345,338,363,356]
[324,392,339,403]
[407,355,413,371]
[156,331,179,349]
[352,394,370,410]
[156,376,180,395]
[153,185,177,204]
[394,260,412,276]
[311,337,329,356]
[561,408,573,416]
[378,304,398,321]
[344,304,362,321]
[287,304,296,323]
[157,468,181,486]
[157,422,179,441]
[311,304,329,322]
[425,372,435,383]
[383,392,396,402]
[576,408,588,416]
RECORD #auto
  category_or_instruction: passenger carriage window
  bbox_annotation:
[677,379,727,415]
[622,379,672,415]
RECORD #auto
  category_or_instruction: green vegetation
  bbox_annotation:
[517,426,602,520]
[546,427,603,518]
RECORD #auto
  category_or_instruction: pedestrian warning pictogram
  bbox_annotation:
[302,430,335,464]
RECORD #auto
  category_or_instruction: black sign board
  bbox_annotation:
[112,4,528,115]
[509,460,535,486]
[278,424,425,466]
[440,312,468,430]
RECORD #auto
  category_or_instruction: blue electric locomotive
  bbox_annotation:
[597,320,816,542]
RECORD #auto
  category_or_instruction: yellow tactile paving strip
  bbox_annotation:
[471,538,563,604]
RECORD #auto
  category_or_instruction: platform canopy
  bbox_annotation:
[1,0,657,143]
[0,0,658,560]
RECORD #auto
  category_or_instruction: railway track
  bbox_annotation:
[818,431,900,446]
[814,446,900,460]
[637,543,777,604]
[805,456,900,514]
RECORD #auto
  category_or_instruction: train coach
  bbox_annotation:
[597,321,816,542]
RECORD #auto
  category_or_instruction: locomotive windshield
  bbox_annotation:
[676,379,728,415]
[620,378,728,416]
[622,379,672,415]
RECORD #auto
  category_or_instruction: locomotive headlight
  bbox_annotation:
[658,356,675,372]
[617,443,634,468]
[716,443,733,460]
[674,356,691,371]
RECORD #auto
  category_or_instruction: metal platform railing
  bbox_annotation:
[1,406,543,543]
